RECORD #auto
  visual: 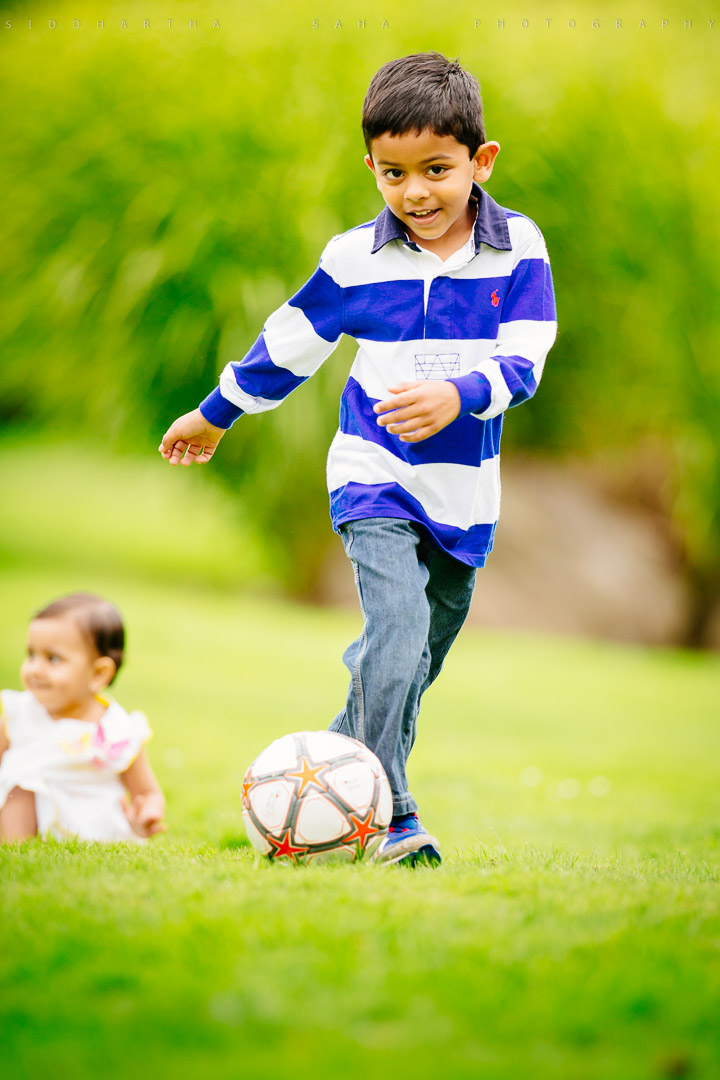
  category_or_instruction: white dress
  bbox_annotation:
[0,689,152,841]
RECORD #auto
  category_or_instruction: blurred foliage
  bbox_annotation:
[0,429,277,595]
[1,1,719,637]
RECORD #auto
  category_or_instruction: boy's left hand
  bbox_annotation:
[373,381,461,442]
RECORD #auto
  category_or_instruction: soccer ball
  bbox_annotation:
[241,730,393,863]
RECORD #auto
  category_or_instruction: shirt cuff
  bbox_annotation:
[447,373,492,417]
[199,387,245,429]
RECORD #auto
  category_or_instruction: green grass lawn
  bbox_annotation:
[1,438,719,1079]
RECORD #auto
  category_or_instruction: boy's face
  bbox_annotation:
[365,129,500,257]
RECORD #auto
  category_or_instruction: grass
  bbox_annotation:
[1,438,720,1079]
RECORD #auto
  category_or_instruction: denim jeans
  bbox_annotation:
[329,517,476,815]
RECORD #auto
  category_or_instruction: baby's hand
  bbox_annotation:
[159,409,227,466]
[122,791,166,838]
[373,381,461,443]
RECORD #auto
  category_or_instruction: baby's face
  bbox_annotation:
[21,615,105,720]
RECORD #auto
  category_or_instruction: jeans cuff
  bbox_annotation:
[392,793,418,816]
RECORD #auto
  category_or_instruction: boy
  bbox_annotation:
[160,53,557,866]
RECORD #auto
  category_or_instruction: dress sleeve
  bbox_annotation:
[0,689,24,740]
[96,709,152,774]
[199,241,345,428]
[448,222,557,420]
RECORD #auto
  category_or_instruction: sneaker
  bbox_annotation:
[373,813,442,867]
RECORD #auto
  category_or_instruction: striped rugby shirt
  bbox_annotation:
[200,184,557,567]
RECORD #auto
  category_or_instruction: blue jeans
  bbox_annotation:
[329,518,476,815]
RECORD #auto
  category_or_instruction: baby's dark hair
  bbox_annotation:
[32,592,125,684]
[362,52,486,158]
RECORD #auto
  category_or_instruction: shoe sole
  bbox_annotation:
[374,834,442,867]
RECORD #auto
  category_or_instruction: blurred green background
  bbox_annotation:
[2,0,719,643]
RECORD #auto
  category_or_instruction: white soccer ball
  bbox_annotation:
[241,730,393,863]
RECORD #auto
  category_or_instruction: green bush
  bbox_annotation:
[2,3,718,634]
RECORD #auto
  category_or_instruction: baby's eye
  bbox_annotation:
[48,654,62,664]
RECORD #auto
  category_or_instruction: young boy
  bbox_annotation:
[160,53,557,866]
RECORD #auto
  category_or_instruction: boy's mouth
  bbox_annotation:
[406,208,442,230]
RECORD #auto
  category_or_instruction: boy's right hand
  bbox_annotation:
[159,409,227,466]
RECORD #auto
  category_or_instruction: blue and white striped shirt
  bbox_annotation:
[200,185,557,566]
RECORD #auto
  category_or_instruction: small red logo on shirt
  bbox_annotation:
[491,290,500,308]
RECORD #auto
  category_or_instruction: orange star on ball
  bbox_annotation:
[287,756,327,797]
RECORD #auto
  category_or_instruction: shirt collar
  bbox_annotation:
[371,183,512,255]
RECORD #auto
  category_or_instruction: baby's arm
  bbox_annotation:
[0,718,38,843]
[159,409,227,466]
[120,749,166,837]
[373,380,461,443]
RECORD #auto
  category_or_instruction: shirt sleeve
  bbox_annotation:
[199,242,345,428]
[448,224,557,421]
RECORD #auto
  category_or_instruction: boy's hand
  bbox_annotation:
[373,381,461,443]
[159,409,226,466]
[122,791,166,838]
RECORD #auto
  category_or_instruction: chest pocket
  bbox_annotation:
[424,276,505,341]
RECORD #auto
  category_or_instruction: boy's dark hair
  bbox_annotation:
[362,52,486,157]
[33,592,125,684]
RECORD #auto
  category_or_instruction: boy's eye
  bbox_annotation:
[427,165,447,176]
[383,169,403,180]
[48,654,61,664]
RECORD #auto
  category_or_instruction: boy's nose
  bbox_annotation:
[404,175,430,201]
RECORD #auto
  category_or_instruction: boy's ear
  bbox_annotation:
[472,141,501,184]
[365,153,383,193]
[91,656,117,692]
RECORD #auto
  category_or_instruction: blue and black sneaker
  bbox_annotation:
[374,812,442,867]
